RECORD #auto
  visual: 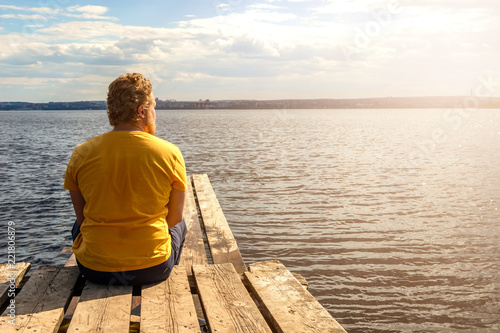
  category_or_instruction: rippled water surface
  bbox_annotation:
[1,109,499,332]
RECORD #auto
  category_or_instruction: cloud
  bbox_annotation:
[247,4,284,10]
[1,5,348,94]
[312,0,388,15]
[2,74,109,101]
[0,14,47,21]
[65,5,116,20]
[0,4,59,15]
[0,3,361,90]
[0,4,116,23]
[37,21,124,40]
[267,0,314,2]
[67,5,109,15]
[172,72,214,82]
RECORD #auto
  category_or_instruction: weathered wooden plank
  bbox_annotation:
[141,266,200,333]
[9,266,79,315]
[0,265,80,333]
[193,263,272,333]
[0,314,55,333]
[192,174,246,273]
[61,247,73,254]
[180,177,208,276]
[245,260,347,333]
[291,272,309,289]
[0,263,31,305]
[64,253,77,267]
[67,281,132,333]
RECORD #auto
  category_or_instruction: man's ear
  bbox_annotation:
[137,105,146,119]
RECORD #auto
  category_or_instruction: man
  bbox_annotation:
[64,73,187,285]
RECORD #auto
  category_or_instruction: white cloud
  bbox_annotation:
[172,72,214,82]
[37,21,126,40]
[0,5,21,10]
[312,0,387,15]
[2,74,109,101]
[242,3,295,22]
[0,5,59,15]
[67,5,109,16]
[0,4,115,22]
[0,37,56,68]
[247,4,283,10]
[65,5,116,20]
[24,24,45,29]
[267,0,313,2]
[0,14,47,21]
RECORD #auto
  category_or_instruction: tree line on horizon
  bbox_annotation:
[1,96,500,110]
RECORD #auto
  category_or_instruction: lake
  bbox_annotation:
[0,108,499,332]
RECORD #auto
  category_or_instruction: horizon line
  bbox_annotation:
[2,95,500,104]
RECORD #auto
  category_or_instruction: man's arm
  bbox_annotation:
[69,190,86,226]
[166,188,186,229]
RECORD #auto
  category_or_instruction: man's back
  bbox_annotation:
[65,131,187,272]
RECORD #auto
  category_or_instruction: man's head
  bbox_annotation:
[107,73,156,134]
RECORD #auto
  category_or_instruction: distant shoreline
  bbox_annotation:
[1,96,500,111]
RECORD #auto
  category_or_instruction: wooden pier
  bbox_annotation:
[0,174,347,332]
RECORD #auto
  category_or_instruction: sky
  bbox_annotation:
[0,0,499,102]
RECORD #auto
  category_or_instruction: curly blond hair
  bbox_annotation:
[107,73,152,126]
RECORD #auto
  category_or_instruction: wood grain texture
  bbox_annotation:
[180,177,208,276]
[0,313,61,333]
[64,253,77,267]
[0,262,31,305]
[192,174,246,273]
[291,272,309,289]
[245,260,347,333]
[141,266,201,333]
[0,265,80,333]
[67,281,132,333]
[193,263,272,333]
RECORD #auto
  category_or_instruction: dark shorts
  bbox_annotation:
[71,218,187,286]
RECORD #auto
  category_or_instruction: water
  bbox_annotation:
[1,109,499,332]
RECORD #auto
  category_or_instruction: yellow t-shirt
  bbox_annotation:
[64,131,187,272]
